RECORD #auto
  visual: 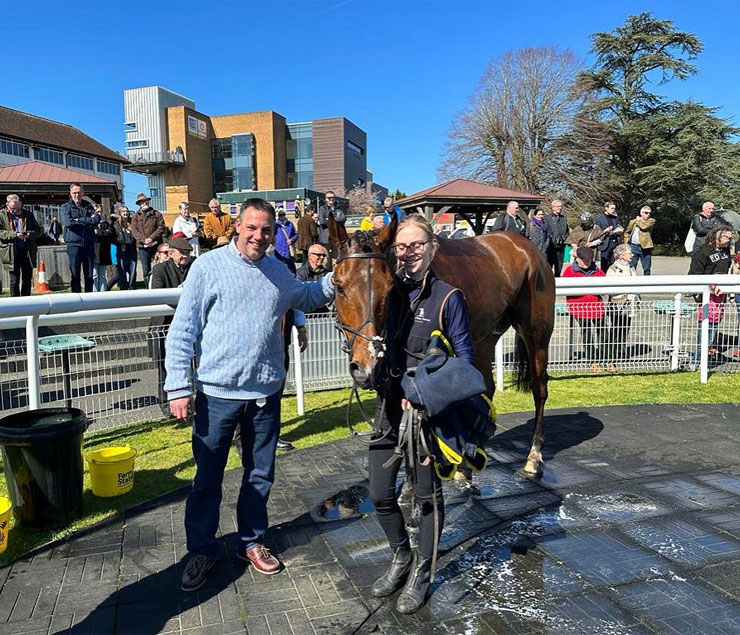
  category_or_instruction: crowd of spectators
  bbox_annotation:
[2,188,739,369]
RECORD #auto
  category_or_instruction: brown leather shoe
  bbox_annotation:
[238,544,282,575]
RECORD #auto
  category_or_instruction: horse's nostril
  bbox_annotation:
[349,362,367,379]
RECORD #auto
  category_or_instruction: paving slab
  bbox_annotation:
[1,403,739,634]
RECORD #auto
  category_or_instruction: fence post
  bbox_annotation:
[670,293,682,371]
[292,326,305,416]
[495,336,504,392]
[26,315,41,410]
[700,287,710,384]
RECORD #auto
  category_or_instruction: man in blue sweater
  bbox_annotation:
[165,198,334,591]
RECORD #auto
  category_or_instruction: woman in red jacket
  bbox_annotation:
[563,246,606,372]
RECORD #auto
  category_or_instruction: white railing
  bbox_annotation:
[0,276,738,430]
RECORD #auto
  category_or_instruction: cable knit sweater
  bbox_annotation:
[164,240,333,400]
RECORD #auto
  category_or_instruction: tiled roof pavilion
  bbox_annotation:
[0,161,121,208]
[397,178,543,234]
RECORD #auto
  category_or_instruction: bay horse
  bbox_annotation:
[329,214,555,475]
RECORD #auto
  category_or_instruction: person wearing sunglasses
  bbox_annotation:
[624,205,656,275]
[317,191,346,264]
[296,244,332,313]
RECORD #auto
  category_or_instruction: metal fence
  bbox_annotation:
[0,277,738,433]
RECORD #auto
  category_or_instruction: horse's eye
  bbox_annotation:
[335,284,345,296]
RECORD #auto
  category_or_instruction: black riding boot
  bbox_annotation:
[371,542,413,597]
[396,552,432,614]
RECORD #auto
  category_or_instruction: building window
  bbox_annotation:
[286,123,314,190]
[212,134,256,193]
[67,153,94,171]
[347,140,364,155]
[34,147,64,165]
[126,140,148,148]
[150,188,160,198]
[97,159,121,176]
[0,138,30,158]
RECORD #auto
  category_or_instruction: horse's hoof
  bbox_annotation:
[522,460,543,478]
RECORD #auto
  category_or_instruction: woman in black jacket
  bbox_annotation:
[112,206,138,289]
[688,225,733,364]
[93,208,115,292]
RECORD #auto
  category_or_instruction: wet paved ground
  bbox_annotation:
[1,402,739,634]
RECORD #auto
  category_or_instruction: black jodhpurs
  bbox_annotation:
[368,385,444,558]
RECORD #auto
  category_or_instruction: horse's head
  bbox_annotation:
[330,214,398,389]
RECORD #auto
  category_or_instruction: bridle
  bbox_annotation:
[332,251,389,360]
[332,250,393,442]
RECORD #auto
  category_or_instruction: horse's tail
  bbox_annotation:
[514,333,532,392]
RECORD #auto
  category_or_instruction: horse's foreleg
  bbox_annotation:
[523,345,549,475]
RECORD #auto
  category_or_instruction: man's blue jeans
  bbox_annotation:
[66,244,94,292]
[138,247,154,283]
[629,244,652,275]
[185,390,281,561]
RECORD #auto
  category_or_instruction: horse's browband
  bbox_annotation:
[334,252,386,264]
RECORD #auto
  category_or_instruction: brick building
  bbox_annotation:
[123,86,386,224]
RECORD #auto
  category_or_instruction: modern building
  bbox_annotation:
[123,85,385,224]
[0,105,128,225]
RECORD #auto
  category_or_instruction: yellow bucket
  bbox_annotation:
[86,446,137,497]
[0,496,12,555]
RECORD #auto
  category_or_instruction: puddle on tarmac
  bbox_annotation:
[428,511,634,634]
[576,492,663,523]
[313,484,374,522]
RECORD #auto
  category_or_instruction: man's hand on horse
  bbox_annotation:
[170,396,194,421]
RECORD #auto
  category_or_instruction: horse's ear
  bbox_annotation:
[375,212,398,252]
[328,215,348,252]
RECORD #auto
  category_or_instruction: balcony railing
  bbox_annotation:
[125,149,185,167]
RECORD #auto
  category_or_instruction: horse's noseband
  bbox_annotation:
[333,251,388,363]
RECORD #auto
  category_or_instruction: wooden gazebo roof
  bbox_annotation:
[397,178,543,234]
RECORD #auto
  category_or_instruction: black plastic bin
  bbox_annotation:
[0,408,89,530]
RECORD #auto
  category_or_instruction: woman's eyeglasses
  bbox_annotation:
[392,240,429,255]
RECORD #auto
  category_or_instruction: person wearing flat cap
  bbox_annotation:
[132,192,166,282]
[150,236,193,290]
[149,236,195,407]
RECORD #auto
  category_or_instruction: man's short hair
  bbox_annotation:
[507,200,519,211]
[604,201,615,208]
[576,246,593,262]
[702,201,715,213]
[240,198,275,221]
[6,194,20,204]
[70,183,82,190]
[640,205,652,214]
[551,199,562,207]
[179,201,190,210]
[209,198,220,206]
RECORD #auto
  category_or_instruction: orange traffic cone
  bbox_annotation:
[35,260,52,294]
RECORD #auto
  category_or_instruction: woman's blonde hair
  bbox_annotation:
[613,244,632,261]
[396,213,437,244]
[364,203,375,216]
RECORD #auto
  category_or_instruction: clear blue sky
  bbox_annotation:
[4,0,740,205]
